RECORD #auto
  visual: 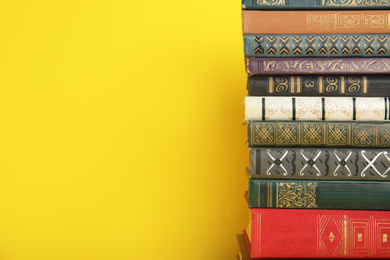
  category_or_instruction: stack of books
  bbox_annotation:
[238,1,390,259]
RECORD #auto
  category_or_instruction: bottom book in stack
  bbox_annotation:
[241,209,390,259]
[236,233,372,260]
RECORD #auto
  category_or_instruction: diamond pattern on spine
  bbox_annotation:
[292,36,303,55]
[329,36,339,54]
[341,36,350,55]
[279,36,290,55]
[352,36,361,54]
[319,36,328,55]
[267,36,277,55]
[305,36,316,55]
[364,36,375,55]
[377,36,388,55]
[255,36,264,55]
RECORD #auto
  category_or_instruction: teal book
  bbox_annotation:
[248,179,390,210]
[244,34,390,58]
[242,0,390,9]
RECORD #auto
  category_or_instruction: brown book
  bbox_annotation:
[242,10,390,34]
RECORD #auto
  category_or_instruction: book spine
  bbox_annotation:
[248,179,390,209]
[249,147,390,181]
[247,57,390,75]
[242,10,390,34]
[244,34,390,58]
[245,97,390,121]
[242,0,390,9]
[247,208,390,258]
[248,75,390,97]
[247,121,390,148]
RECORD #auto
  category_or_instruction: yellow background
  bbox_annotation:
[0,1,247,259]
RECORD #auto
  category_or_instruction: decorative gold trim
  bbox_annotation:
[344,215,347,257]
[363,76,367,93]
[297,76,301,93]
[269,77,274,93]
[291,76,295,93]
[341,76,345,93]
[257,213,261,254]
[319,77,323,93]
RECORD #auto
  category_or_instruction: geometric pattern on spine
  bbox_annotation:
[352,124,375,146]
[377,36,388,55]
[254,123,275,144]
[250,122,390,146]
[379,125,390,145]
[330,36,339,54]
[319,36,328,54]
[247,35,390,57]
[352,36,361,54]
[364,36,375,55]
[256,147,390,179]
[317,215,346,258]
[255,36,265,55]
[327,123,349,145]
[267,36,277,55]
[276,123,298,145]
[280,36,290,55]
[276,182,318,208]
[306,36,316,55]
[341,36,350,54]
[292,36,303,55]
[302,123,324,145]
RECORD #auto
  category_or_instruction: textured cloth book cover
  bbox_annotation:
[245,97,390,121]
[247,58,390,75]
[249,147,390,180]
[245,208,390,258]
[244,34,390,57]
[248,179,390,209]
[242,10,390,34]
[242,0,390,9]
[247,121,390,147]
[247,75,390,97]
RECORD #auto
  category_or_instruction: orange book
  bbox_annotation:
[242,10,390,34]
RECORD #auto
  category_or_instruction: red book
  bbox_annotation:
[244,208,390,258]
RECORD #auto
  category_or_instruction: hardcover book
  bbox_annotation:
[236,234,366,260]
[248,147,390,181]
[247,58,390,75]
[245,97,390,121]
[244,208,390,258]
[247,121,390,148]
[247,179,390,209]
[244,34,390,58]
[242,0,390,9]
[242,10,390,34]
[247,75,390,97]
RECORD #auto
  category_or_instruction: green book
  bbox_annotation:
[248,179,390,210]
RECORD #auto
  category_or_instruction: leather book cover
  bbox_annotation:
[244,34,390,58]
[244,208,390,258]
[247,75,390,97]
[249,147,390,181]
[242,10,390,34]
[248,179,390,209]
[242,0,390,9]
[247,57,390,75]
[237,234,365,260]
[245,97,390,121]
[247,121,390,148]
